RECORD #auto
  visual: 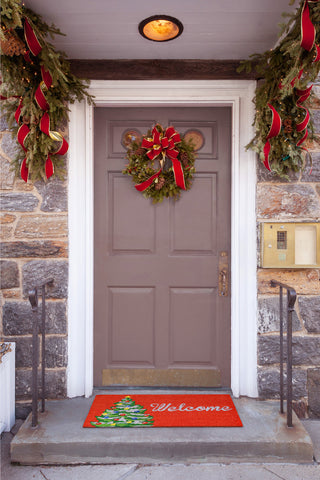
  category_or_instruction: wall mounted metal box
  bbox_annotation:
[261,223,320,268]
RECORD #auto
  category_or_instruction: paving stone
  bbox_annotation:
[258,296,301,333]
[298,296,320,333]
[0,240,68,258]
[257,184,320,219]
[35,178,68,212]
[0,192,39,211]
[0,260,19,288]
[307,368,320,418]
[15,214,68,238]
[22,260,68,299]
[258,336,320,366]
[0,155,15,189]
[2,301,67,335]
[258,366,307,399]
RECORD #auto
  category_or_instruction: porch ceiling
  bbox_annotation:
[24,0,297,60]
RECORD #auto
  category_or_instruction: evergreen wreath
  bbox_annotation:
[0,0,94,182]
[122,124,196,203]
[238,0,320,177]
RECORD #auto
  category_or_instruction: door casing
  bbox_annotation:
[67,80,258,399]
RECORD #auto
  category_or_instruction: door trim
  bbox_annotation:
[67,80,258,398]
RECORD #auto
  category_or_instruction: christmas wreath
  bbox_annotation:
[238,0,320,177]
[122,124,196,203]
[0,0,94,182]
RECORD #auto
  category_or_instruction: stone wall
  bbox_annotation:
[0,114,68,418]
[257,92,320,418]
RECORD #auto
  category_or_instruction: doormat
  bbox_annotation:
[83,394,242,428]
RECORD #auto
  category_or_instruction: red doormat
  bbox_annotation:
[83,394,242,428]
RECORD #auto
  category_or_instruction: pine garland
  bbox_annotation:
[238,0,320,177]
[0,0,94,181]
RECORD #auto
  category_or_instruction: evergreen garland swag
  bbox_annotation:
[123,124,196,203]
[0,0,94,182]
[238,0,320,177]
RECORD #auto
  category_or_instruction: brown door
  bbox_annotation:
[94,107,231,388]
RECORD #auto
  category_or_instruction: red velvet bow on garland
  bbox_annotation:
[263,0,320,171]
[15,18,69,182]
[136,125,186,191]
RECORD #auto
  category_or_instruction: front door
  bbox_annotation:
[94,106,231,388]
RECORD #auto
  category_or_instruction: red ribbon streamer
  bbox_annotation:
[135,169,162,192]
[263,104,282,171]
[17,124,30,152]
[20,158,29,182]
[139,125,185,190]
[24,17,42,56]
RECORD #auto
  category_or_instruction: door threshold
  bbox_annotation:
[94,386,232,393]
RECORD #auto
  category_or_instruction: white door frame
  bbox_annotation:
[67,80,258,399]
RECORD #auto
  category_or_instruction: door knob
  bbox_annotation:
[219,251,229,297]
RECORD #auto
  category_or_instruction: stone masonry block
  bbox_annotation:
[16,368,67,399]
[35,179,67,212]
[258,366,307,399]
[1,132,20,158]
[22,260,68,298]
[45,336,67,368]
[0,113,8,131]
[0,192,39,211]
[258,296,301,333]
[256,159,300,182]
[15,214,68,238]
[258,335,320,366]
[0,240,68,258]
[0,260,19,288]
[7,336,33,368]
[257,184,320,219]
[300,153,320,182]
[258,269,320,295]
[0,155,15,189]
[307,368,320,418]
[298,296,320,333]
[3,301,67,335]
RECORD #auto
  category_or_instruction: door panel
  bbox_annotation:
[94,107,231,387]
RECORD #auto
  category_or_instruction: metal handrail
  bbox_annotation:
[28,278,54,428]
[270,279,297,428]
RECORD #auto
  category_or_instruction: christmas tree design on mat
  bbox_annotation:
[91,396,154,427]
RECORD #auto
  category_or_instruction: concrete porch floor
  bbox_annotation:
[10,390,315,465]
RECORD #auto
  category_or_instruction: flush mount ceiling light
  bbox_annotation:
[139,15,183,42]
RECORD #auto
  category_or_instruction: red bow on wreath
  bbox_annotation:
[142,125,181,161]
[136,125,186,192]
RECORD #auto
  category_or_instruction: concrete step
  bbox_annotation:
[11,392,314,465]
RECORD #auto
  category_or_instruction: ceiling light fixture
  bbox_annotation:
[139,15,183,42]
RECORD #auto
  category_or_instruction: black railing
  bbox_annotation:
[28,278,54,428]
[270,279,297,428]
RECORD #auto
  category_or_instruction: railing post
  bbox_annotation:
[41,285,46,413]
[286,287,296,428]
[279,286,283,414]
[28,278,53,427]
[29,288,39,428]
[271,280,296,428]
